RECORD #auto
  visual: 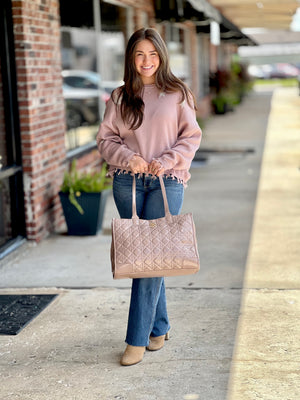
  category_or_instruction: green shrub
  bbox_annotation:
[61,160,112,214]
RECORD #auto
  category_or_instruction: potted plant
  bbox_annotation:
[211,93,229,114]
[59,160,112,235]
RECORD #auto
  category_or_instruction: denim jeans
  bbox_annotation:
[113,172,184,346]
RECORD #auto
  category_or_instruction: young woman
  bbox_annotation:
[97,28,202,366]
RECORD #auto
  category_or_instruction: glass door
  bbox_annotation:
[0,0,26,258]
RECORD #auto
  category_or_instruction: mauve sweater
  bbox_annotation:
[96,84,202,185]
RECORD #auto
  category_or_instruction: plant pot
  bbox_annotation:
[212,101,228,115]
[59,189,110,235]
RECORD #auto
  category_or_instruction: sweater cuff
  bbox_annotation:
[153,156,174,171]
[121,149,140,168]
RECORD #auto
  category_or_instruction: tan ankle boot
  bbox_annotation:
[147,332,170,351]
[120,345,145,366]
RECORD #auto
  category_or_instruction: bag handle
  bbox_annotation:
[132,175,171,221]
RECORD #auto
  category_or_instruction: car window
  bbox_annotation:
[63,76,98,89]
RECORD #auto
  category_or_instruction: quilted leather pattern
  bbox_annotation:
[111,212,200,279]
[111,175,200,279]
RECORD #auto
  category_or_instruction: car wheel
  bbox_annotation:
[66,107,83,129]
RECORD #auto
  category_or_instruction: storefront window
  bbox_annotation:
[0,81,6,171]
[61,27,107,150]
[0,178,12,247]
[0,28,26,251]
[0,69,12,247]
[60,0,129,153]
[164,24,191,85]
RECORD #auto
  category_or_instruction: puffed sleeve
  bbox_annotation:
[155,96,202,171]
[96,95,137,167]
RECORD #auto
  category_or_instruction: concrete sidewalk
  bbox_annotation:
[227,87,300,400]
[0,87,299,400]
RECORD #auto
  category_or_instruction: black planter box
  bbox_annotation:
[59,190,110,235]
[213,102,228,115]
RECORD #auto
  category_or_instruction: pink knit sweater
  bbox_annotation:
[96,84,202,185]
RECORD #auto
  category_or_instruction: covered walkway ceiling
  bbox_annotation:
[207,0,300,30]
[154,0,257,45]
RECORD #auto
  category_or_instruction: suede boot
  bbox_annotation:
[147,332,170,351]
[120,345,145,366]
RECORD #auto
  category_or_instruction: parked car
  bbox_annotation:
[269,63,299,79]
[62,70,110,130]
[248,63,300,80]
[101,80,124,94]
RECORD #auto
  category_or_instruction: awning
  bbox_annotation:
[220,15,257,46]
[154,0,256,46]
[154,0,221,23]
[187,0,221,23]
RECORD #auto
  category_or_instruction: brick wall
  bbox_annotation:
[210,43,218,73]
[12,0,66,241]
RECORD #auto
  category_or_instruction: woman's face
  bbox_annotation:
[134,39,160,84]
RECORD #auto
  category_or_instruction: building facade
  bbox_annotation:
[0,0,250,258]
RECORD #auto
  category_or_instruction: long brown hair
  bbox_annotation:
[115,28,196,130]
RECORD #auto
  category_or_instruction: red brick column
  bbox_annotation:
[12,0,66,241]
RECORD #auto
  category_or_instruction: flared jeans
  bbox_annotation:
[113,172,184,346]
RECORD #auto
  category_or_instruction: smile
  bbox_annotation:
[141,66,153,70]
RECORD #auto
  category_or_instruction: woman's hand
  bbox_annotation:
[128,155,149,174]
[149,160,165,176]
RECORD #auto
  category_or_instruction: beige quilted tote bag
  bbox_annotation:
[111,175,200,279]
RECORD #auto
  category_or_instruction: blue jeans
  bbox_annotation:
[113,172,184,346]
